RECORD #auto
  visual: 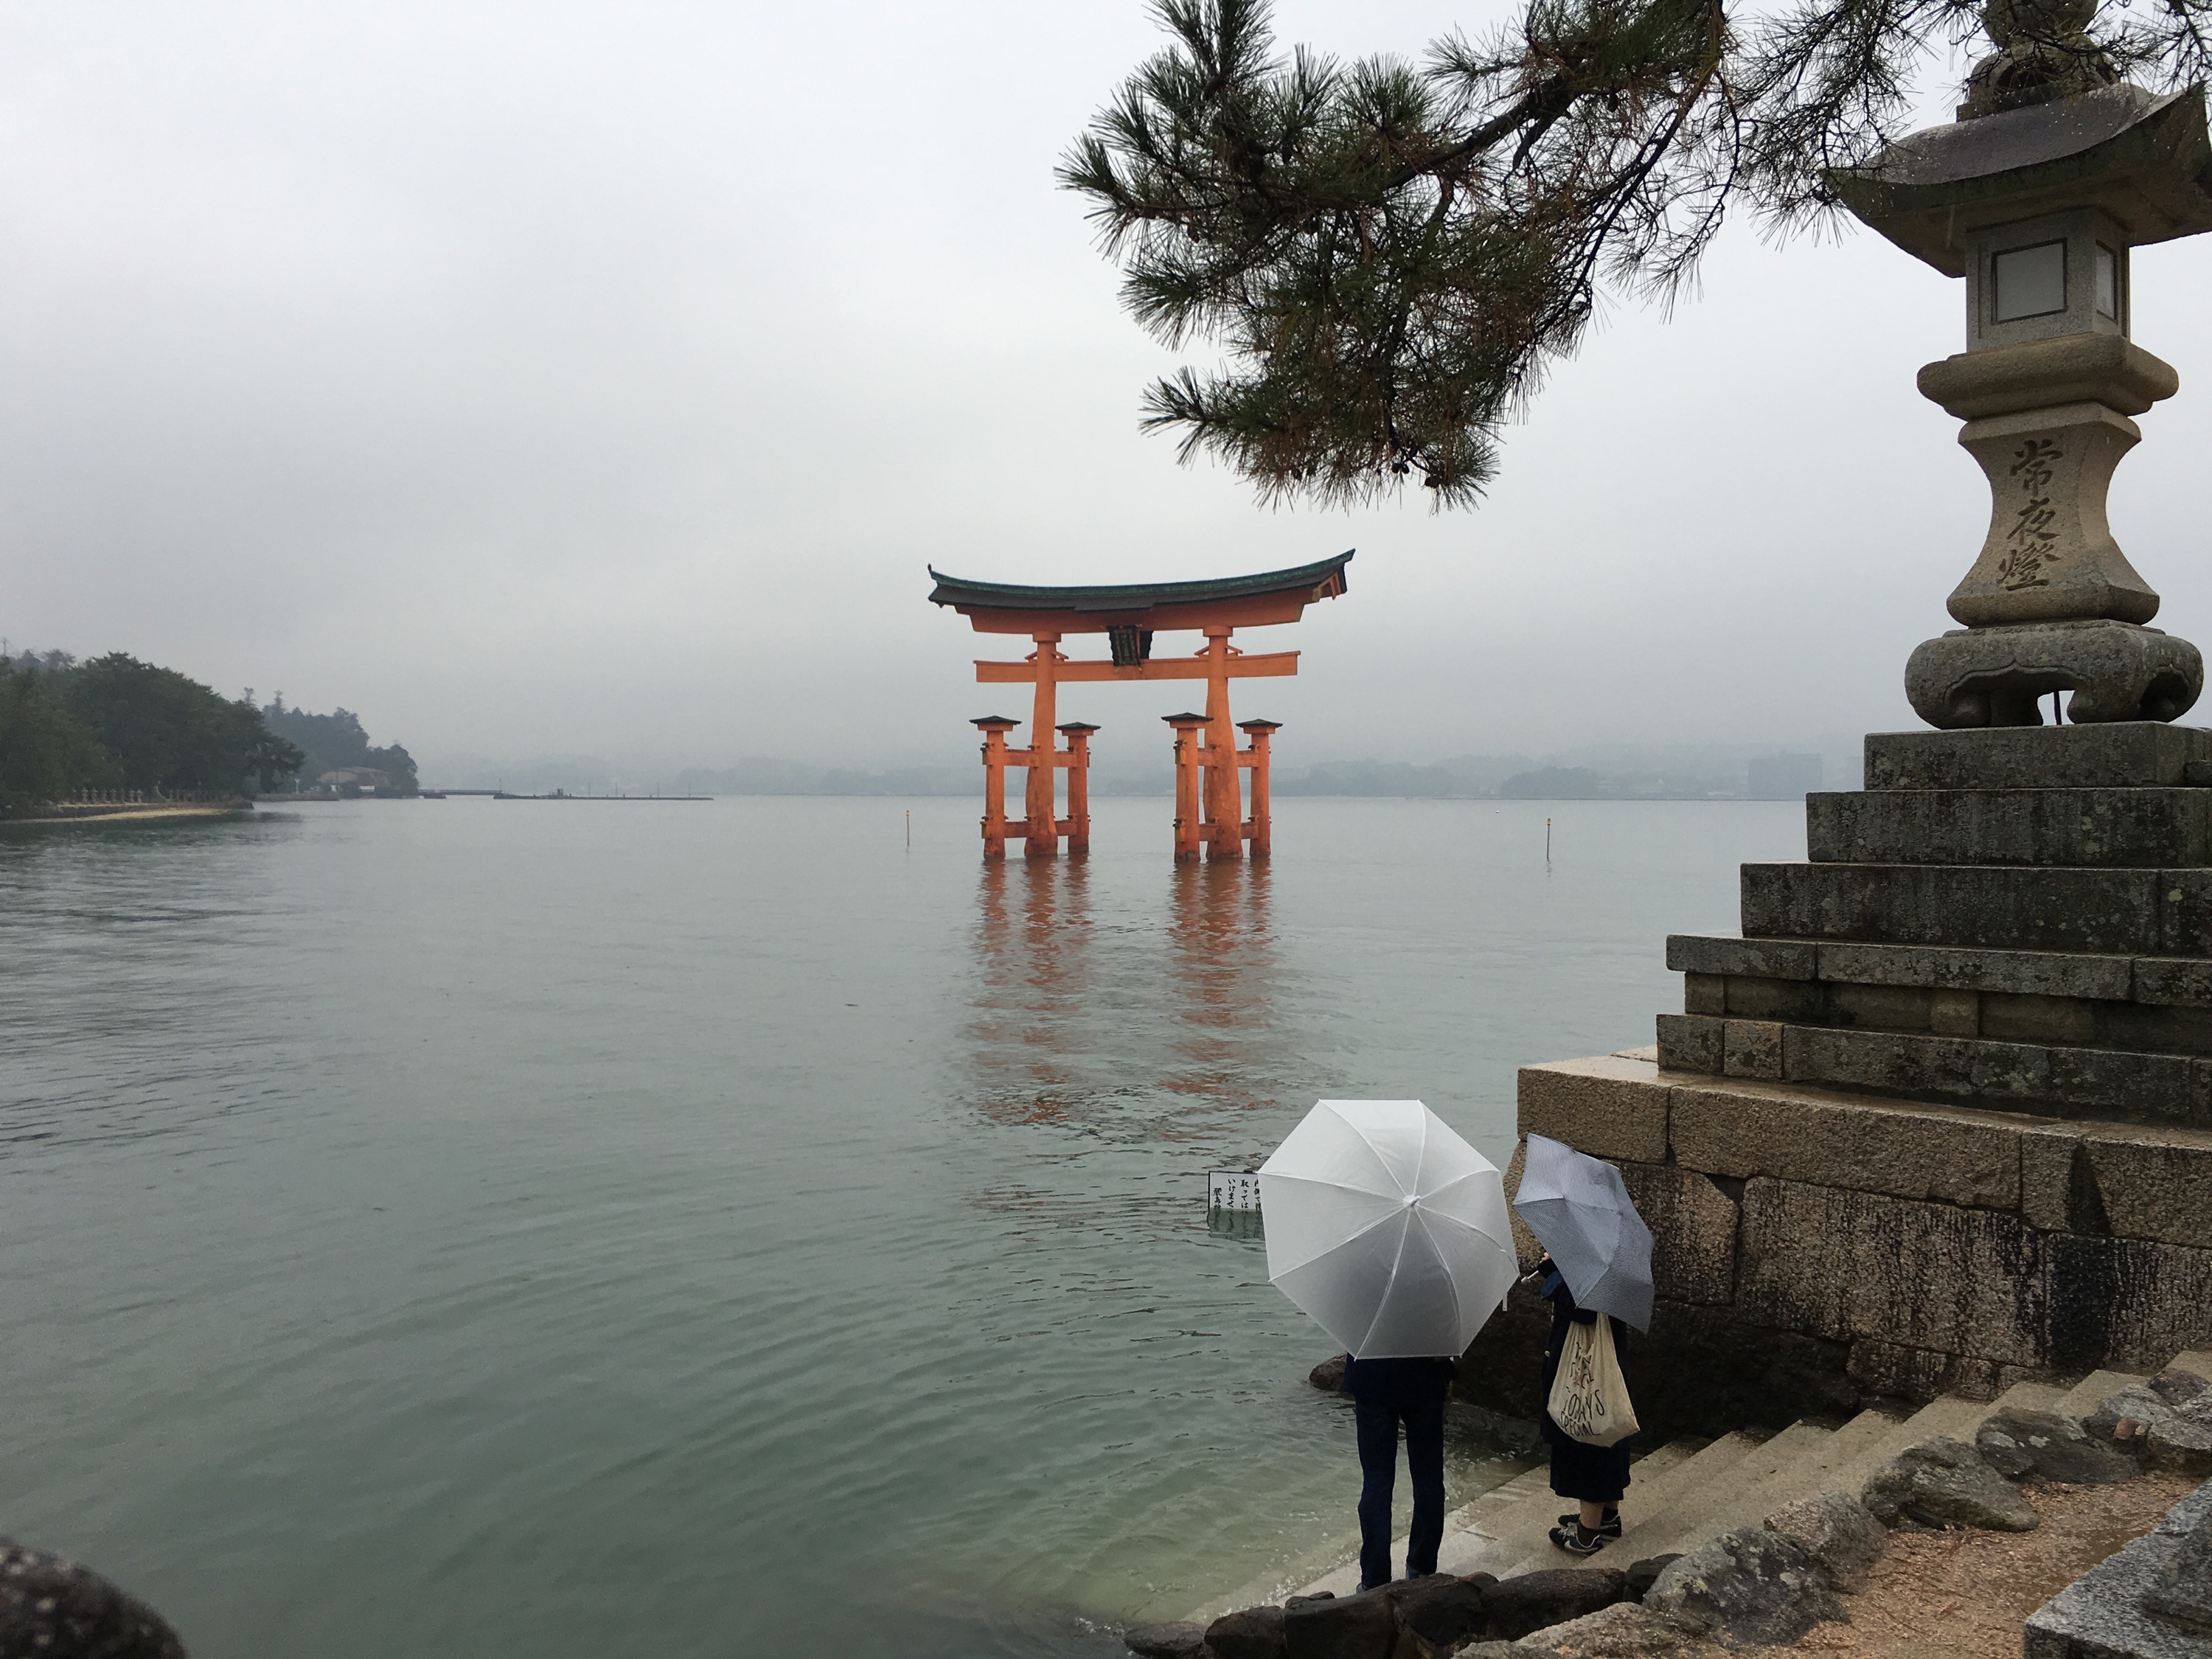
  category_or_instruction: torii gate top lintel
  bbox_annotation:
[927,549,1351,637]
[931,552,1351,860]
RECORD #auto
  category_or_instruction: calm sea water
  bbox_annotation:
[0,794,1802,1658]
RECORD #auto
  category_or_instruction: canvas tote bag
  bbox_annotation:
[1546,1315,1639,1447]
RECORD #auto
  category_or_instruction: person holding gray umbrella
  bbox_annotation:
[1512,1135,1655,1557]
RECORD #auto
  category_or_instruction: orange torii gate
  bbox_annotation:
[928,552,1352,860]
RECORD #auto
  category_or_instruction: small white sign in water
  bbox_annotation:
[1208,1170,1262,1211]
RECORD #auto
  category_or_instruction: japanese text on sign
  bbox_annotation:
[1208,1171,1263,1212]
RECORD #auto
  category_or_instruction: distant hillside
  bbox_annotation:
[262,698,418,793]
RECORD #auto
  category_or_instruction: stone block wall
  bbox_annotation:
[1455,1052,2212,1440]
[1461,726,2212,1439]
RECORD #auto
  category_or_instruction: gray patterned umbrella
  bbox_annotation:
[1511,1133,1654,1332]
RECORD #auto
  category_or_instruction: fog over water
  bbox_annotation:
[7,1,2211,779]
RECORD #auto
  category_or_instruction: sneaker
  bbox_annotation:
[1557,1509,1621,1539]
[1548,1522,1610,1557]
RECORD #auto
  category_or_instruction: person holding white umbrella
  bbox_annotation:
[1256,1102,1520,1590]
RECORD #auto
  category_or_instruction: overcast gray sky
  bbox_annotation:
[5,1,2210,774]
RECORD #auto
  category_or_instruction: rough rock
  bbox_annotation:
[1860,1435,2041,1531]
[2141,1499,2212,1633]
[1764,1489,1890,1593]
[1386,1576,1491,1648]
[1284,1586,1399,1659]
[1206,1603,1288,1659]
[1311,1354,1349,1393]
[1644,1525,1846,1646]
[2085,1383,2173,1444]
[1976,1408,2140,1485]
[2152,1365,2210,1409]
[2145,1395,2212,1477]
[0,1538,187,1659]
[1621,1556,1680,1604]
[1124,1621,1207,1659]
[2025,1478,2212,1655]
[1498,1600,1711,1656]
[1482,1569,1628,1641]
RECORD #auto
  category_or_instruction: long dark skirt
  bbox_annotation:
[1539,1276,1632,1504]
[1548,1433,1631,1504]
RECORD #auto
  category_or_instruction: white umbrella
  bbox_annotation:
[1256,1100,1519,1359]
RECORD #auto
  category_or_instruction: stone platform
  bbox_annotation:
[1460,724,2212,1437]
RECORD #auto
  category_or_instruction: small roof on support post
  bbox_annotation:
[929,552,1352,635]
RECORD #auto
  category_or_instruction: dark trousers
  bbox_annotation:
[1354,1393,1445,1587]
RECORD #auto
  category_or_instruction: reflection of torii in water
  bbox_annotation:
[928,552,1352,861]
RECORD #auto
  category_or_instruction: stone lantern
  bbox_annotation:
[1478,10,2212,1447]
[1832,4,2212,726]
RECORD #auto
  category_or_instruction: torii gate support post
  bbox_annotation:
[1057,723,1097,855]
[1200,627,1242,860]
[1023,633,1063,858]
[973,717,1020,860]
[1165,714,1208,862]
[1239,719,1279,858]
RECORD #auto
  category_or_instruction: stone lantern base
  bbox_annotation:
[1460,722,2212,1439]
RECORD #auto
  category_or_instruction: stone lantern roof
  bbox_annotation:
[1832,83,2212,275]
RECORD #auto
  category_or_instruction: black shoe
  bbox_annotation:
[1557,1509,1621,1539]
[1548,1522,1610,1557]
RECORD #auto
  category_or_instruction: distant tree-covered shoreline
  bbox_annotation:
[0,650,305,816]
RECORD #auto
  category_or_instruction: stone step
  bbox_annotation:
[1458,1430,1764,1579]
[1677,964,2212,1060]
[1666,934,2148,1003]
[1500,1385,2066,1582]
[1863,725,2212,793]
[1200,1460,1547,1615]
[1431,1440,1700,1581]
[1496,1421,1834,1579]
[1265,1441,1701,1604]
[1629,1409,1902,1559]
[1806,787,2212,869]
[1655,1012,2212,1126]
[1987,1380,2076,1416]
[1739,861,2212,957]
[1820,1391,1993,1503]
[2055,1368,2150,1417]
[2168,1349,2212,1381]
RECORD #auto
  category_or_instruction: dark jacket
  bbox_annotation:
[1343,1354,1457,1409]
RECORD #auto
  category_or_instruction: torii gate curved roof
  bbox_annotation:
[928,549,1352,634]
